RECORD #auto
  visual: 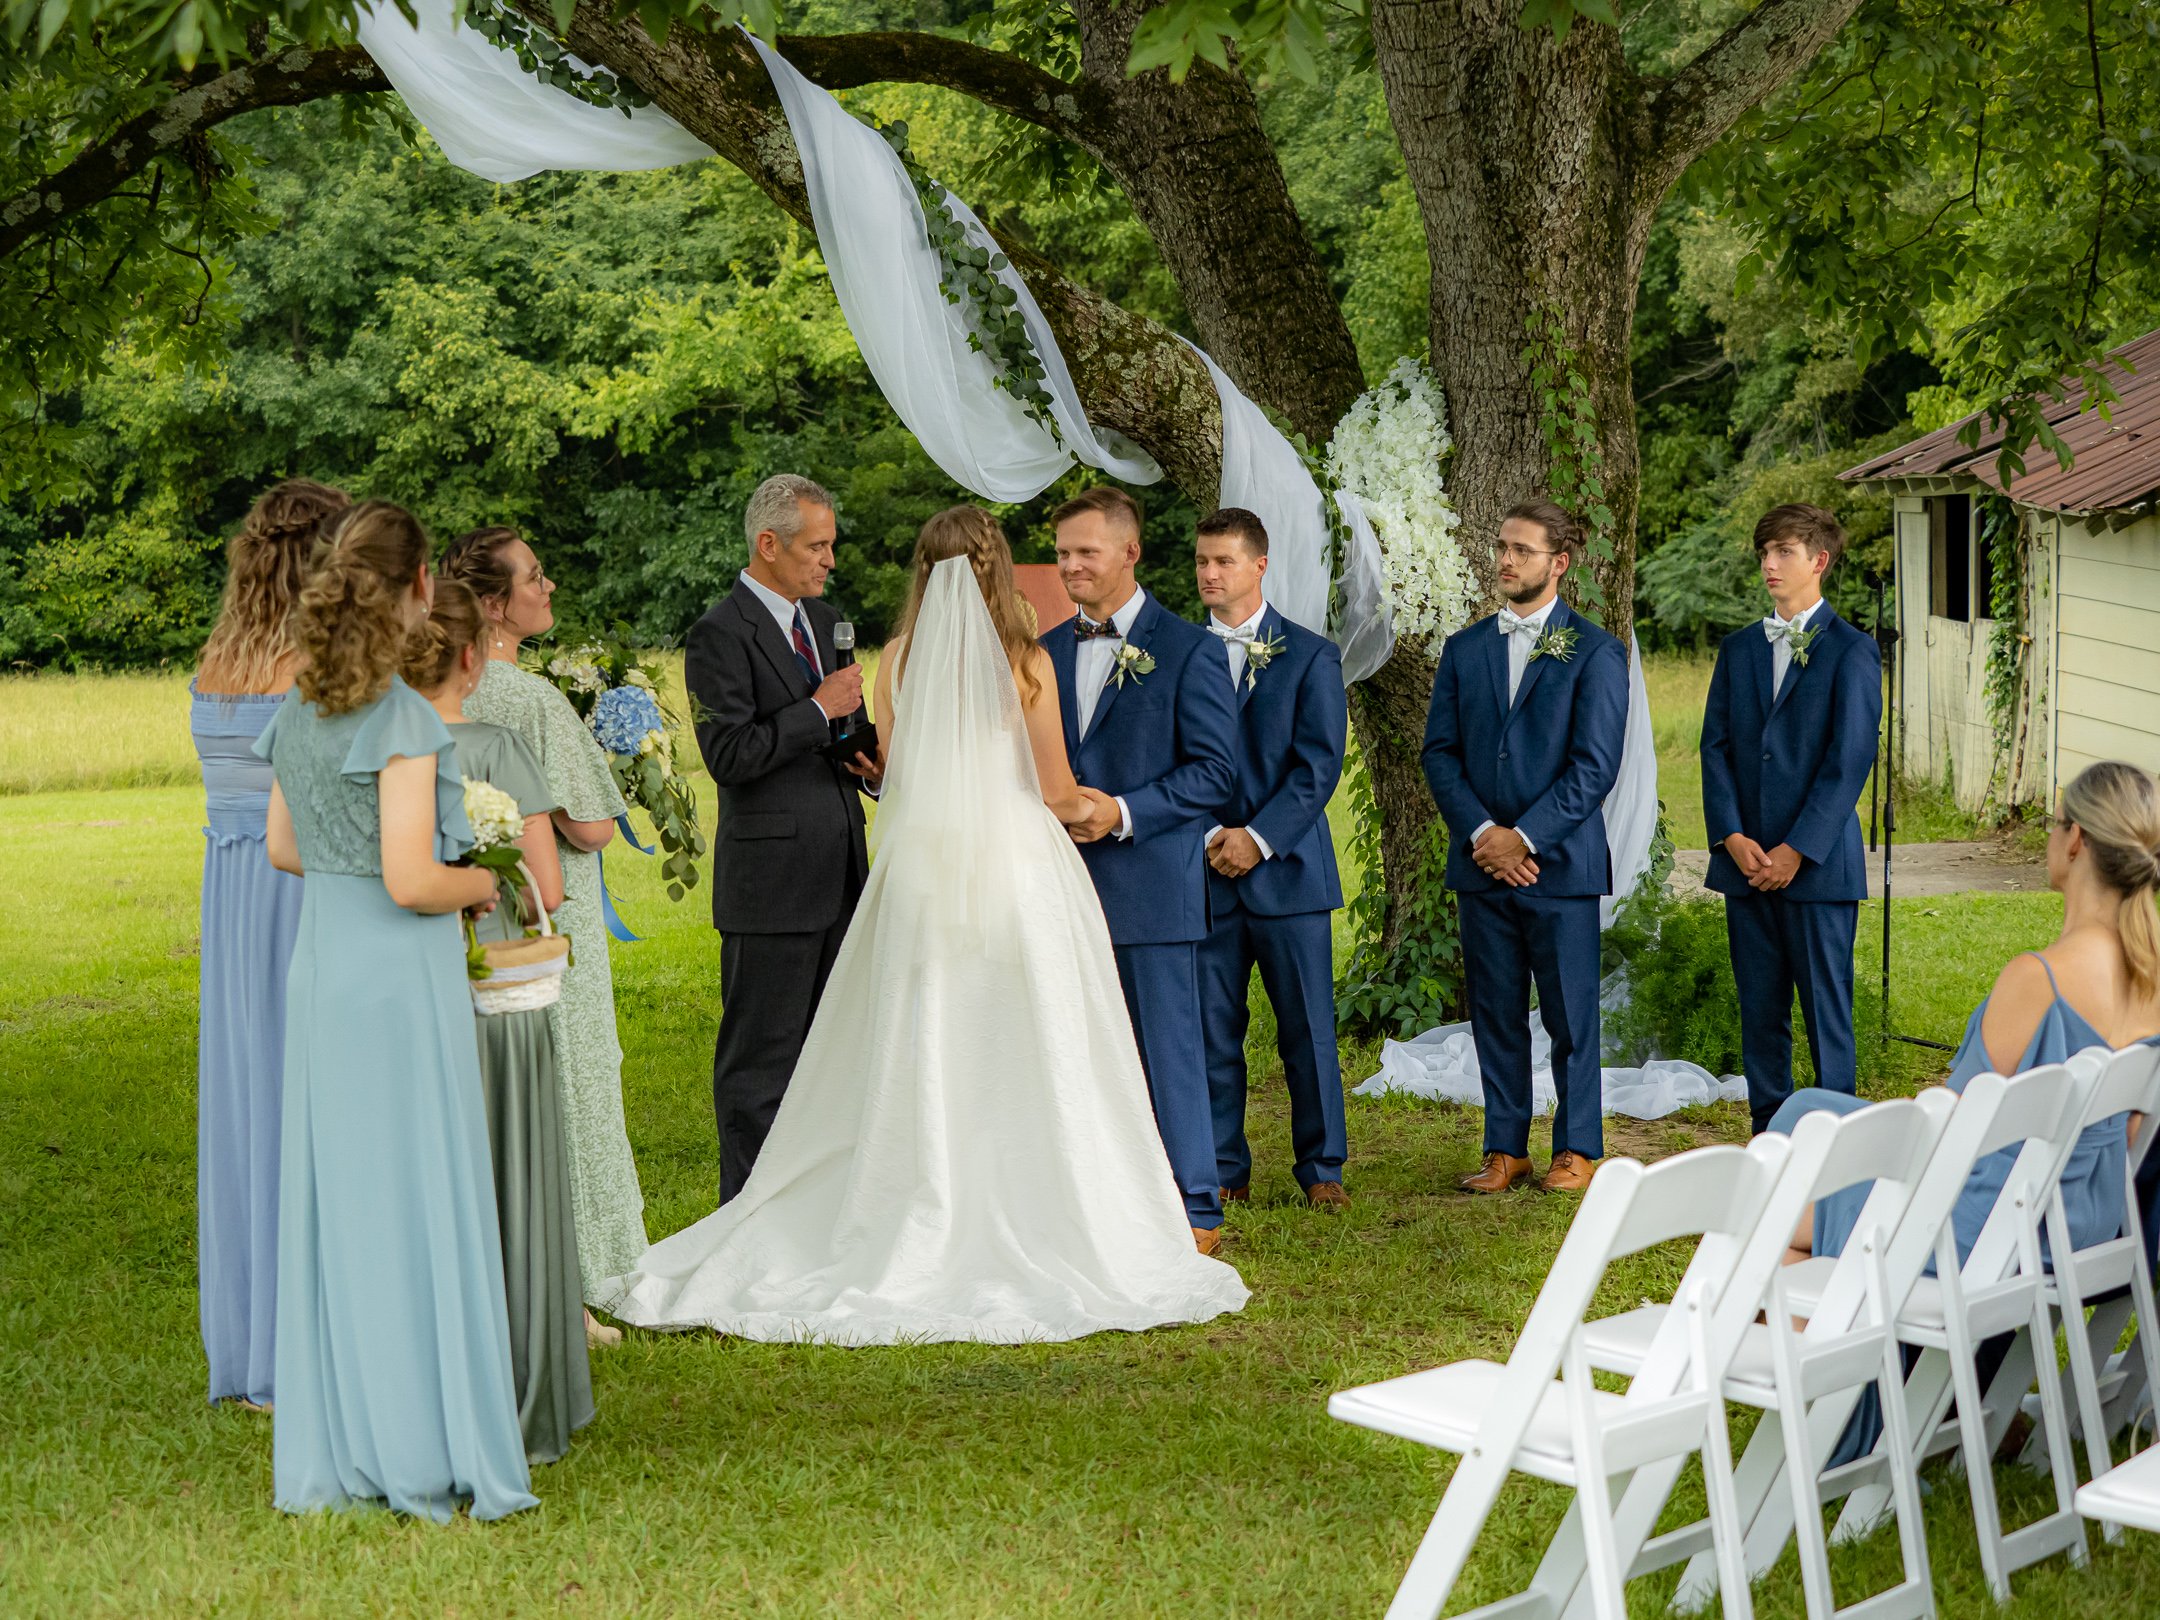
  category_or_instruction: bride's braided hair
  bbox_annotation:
[2060,760,2160,1000]
[894,506,1042,701]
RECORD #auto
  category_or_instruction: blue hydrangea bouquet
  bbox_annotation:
[534,633,707,903]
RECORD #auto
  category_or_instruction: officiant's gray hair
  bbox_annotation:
[744,474,834,550]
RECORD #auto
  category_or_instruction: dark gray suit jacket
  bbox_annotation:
[685,580,869,933]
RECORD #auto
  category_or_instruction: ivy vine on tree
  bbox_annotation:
[459,0,651,112]
[1979,491,2030,814]
[1522,303,1616,622]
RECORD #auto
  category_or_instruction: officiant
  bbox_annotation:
[686,474,880,1204]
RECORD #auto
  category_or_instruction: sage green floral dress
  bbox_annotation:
[466,658,648,1297]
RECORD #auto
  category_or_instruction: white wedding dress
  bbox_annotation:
[596,558,1250,1344]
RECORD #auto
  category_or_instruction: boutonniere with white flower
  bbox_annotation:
[1110,644,1157,688]
[1242,629,1288,690]
[1529,625,1578,664]
[1787,625,1821,668]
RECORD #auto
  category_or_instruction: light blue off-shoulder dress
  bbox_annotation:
[256,678,536,1521]
[193,682,304,1408]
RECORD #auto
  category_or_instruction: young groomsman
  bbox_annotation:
[1191,508,1352,1210]
[1701,503,1881,1134]
[1422,499,1628,1194]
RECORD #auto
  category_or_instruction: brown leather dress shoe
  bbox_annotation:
[1458,1151,1532,1194]
[1220,1185,1250,1204]
[1305,1181,1350,1210]
[1192,1225,1224,1257]
[1538,1151,1600,1193]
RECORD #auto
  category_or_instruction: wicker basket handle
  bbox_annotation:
[515,857,556,938]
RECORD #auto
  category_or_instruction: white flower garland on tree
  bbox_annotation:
[1324,357,1475,643]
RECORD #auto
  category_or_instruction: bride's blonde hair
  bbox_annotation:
[893,506,1043,700]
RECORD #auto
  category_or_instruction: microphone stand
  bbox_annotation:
[1871,570,1953,1054]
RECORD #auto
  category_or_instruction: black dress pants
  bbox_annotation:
[712,900,855,1205]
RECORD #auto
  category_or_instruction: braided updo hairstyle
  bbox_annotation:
[398,576,485,696]
[2060,760,2160,1000]
[197,478,350,692]
[293,501,432,716]
[892,505,1041,700]
[438,525,522,636]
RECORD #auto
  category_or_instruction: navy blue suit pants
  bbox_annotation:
[1724,890,1858,1133]
[1113,942,1225,1229]
[1459,889,1603,1160]
[1196,906,1345,1193]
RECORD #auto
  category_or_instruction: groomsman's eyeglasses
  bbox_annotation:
[1494,542,1561,564]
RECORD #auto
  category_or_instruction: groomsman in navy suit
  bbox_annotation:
[1701,503,1881,1134]
[1043,487,1240,1255]
[1423,499,1628,1194]
[1190,508,1351,1210]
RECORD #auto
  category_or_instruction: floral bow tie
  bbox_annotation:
[1497,610,1543,638]
[1074,616,1122,641]
[1212,622,1258,643]
[1763,618,1797,643]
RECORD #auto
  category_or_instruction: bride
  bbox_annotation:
[598,507,1249,1343]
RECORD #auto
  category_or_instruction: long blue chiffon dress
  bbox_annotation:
[1770,951,2139,1461]
[257,678,536,1521]
[193,683,304,1408]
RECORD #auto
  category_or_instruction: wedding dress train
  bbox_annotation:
[596,559,1249,1344]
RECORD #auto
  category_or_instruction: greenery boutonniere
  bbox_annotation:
[1528,625,1578,664]
[1786,625,1821,668]
[1110,644,1156,688]
[1242,629,1288,690]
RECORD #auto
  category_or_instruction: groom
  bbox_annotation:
[1422,498,1627,1195]
[1043,487,1239,1255]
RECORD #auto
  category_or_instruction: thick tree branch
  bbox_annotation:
[1636,0,1869,198]
[536,6,1225,497]
[0,45,388,260]
[775,31,1111,154]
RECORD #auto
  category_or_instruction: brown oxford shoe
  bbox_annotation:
[1458,1151,1533,1194]
[1538,1152,1600,1193]
[1193,1225,1224,1257]
[1220,1185,1251,1204]
[1306,1181,1350,1211]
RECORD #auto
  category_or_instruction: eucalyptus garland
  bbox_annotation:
[1522,303,1617,621]
[875,119,1062,443]
[458,0,651,114]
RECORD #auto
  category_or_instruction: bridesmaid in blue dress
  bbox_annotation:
[192,478,349,1411]
[1772,759,2160,1458]
[258,500,535,1521]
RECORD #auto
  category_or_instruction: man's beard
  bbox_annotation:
[1502,570,1554,606]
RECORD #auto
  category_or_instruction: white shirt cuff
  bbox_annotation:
[1114,798,1133,841]
[1205,824,1224,847]
[1472,819,1494,844]
[1472,820,1534,855]
[1249,829,1274,861]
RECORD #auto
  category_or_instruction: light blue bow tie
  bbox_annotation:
[1498,611,1542,638]
[1763,617,1798,643]
[1212,622,1258,644]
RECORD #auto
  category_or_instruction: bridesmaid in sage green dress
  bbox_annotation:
[442,527,647,1330]
[259,501,534,1521]
[405,578,594,1464]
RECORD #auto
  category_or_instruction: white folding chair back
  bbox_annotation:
[1329,1137,1792,1620]
[1825,1057,2100,1602]
[2039,1041,2160,1535]
[1575,1092,1954,1620]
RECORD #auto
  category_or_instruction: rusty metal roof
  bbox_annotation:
[1840,327,2160,518]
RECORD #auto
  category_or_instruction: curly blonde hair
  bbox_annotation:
[294,501,432,716]
[196,478,350,693]
[399,576,485,696]
[893,506,1043,700]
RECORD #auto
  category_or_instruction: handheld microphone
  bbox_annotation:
[830,622,859,743]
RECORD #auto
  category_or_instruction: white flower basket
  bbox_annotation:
[471,859,569,1017]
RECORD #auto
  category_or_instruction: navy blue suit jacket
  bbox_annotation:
[1421,599,1628,898]
[1044,593,1238,946]
[1206,607,1348,919]
[1701,604,1881,903]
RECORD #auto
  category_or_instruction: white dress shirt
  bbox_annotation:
[1472,596,1560,853]
[1765,598,1822,699]
[1205,602,1274,863]
[739,569,818,674]
[1074,588,1148,841]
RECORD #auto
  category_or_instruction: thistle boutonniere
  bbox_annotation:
[1528,625,1578,664]
[1786,625,1821,668]
[1242,629,1288,690]
[1110,643,1156,688]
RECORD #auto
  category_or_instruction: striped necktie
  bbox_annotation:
[789,606,821,685]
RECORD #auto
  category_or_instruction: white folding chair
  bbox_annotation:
[1577,1091,1956,1620]
[2076,1441,2160,1534]
[2036,1041,2160,1532]
[1795,1057,2100,1603]
[1329,1136,1791,1620]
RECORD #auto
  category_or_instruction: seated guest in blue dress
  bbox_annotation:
[192,478,348,1411]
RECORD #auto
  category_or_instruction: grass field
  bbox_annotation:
[1,665,2140,1617]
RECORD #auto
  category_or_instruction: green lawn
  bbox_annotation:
[2,676,2146,1617]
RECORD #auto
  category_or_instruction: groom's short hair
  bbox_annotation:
[1196,507,1269,556]
[1052,486,1143,540]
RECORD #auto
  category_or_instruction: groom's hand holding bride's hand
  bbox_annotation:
[1067,787,1122,844]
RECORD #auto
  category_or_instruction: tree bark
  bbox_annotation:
[0,47,388,260]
